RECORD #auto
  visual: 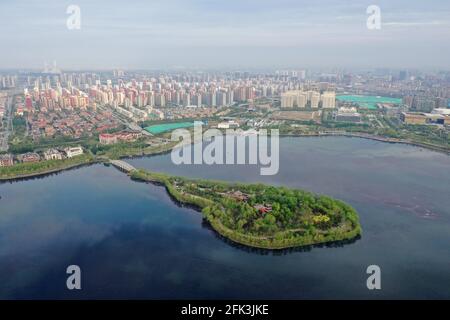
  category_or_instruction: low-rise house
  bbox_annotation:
[0,154,14,167]
[335,107,362,123]
[227,190,250,201]
[64,146,84,158]
[21,152,40,163]
[99,131,142,145]
[44,148,63,161]
[45,125,55,137]
[117,130,142,142]
[254,204,273,214]
[218,120,239,129]
[99,133,118,145]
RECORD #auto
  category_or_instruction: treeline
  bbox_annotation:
[0,154,95,179]
[9,135,93,154]
[95,140,178,159]
[203,209,361,249]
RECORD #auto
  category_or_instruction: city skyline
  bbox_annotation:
[1,0,450,70]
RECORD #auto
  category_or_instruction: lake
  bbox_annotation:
[0,137,449,299]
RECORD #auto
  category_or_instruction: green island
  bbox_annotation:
[130,169,362,249]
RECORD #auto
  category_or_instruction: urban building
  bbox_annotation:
[400,112,448,125]
[309,91,320,109]
[321,91,336,109]
[99,131,142,145]
[412,96,435,112]
[99,133,118,145]
[335,107,362,123]
[64,146,84,158]
[43,149,63,160]
[0,154,14,167]
[432,108,450,116]
[218,120,240,129]
[281,90,333,109]
[20,152,41,163]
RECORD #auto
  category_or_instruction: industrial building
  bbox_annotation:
[400,112,450,125]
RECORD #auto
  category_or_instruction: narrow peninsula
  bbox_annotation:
[130,169,362,250]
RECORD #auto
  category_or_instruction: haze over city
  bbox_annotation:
[1,0,450,70]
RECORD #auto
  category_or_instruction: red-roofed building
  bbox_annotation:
[99,133,118,145]
[254,204,273,214]
[0,154,14,167]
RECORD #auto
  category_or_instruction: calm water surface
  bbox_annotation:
[0,137,449,299]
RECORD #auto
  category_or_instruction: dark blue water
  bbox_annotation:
[0,137,449,299]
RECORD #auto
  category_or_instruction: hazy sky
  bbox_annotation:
[1,0,450,70]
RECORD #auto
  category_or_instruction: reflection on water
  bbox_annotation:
[0,137,449,299]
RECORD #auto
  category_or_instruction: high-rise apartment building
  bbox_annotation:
[321,91,336,109]
[310,92,320,109]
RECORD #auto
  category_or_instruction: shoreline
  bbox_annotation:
[280,131,450,155]
[0,159,99,183]
[0,132,448,182]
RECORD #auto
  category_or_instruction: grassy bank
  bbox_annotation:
[95,140,179,159]
[0,153,96,180]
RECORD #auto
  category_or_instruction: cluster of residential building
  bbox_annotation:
[402,95,448,112]
[86,80,270,122]
[20,88,121,139]
[0,92,6,119]
[89,81,238,109]
[0,75,17,89]
[281,90,336,109]
[21,71,340,123]
[8,69,450,134]
[99,130,142,145]
[24,85,90,111]
[29,109,120,140]
[0,146,84,167]
[163,106,218,121]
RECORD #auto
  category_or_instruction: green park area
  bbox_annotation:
[131,169,361,249]
[0,153,95,180]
